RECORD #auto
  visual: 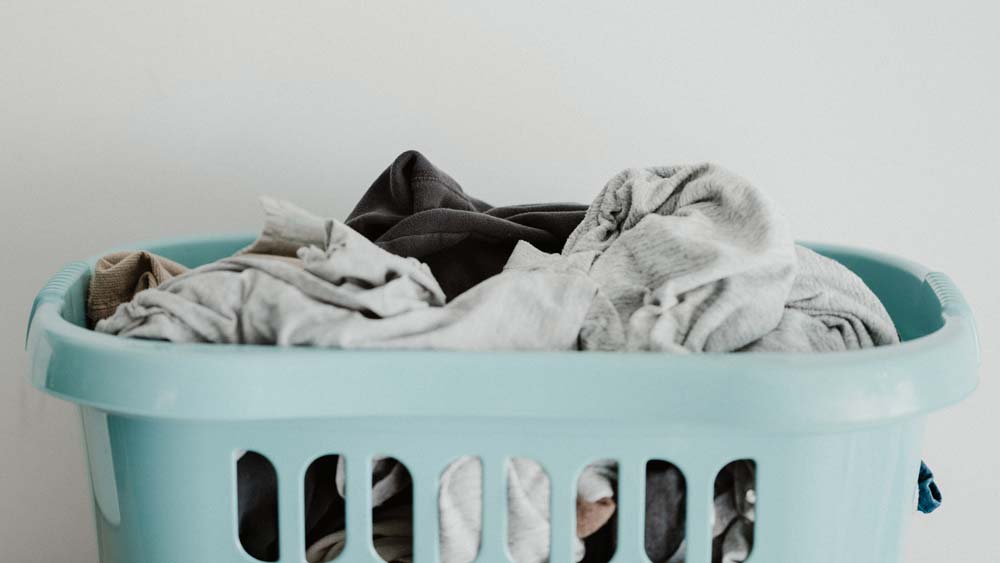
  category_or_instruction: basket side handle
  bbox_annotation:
[924,270,980,365]
[26,261,90,348]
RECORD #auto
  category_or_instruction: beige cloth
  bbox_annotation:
[577,497,616,538]
[87,250,303,325]
[87,251,188,324]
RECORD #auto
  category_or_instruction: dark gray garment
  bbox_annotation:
[237,452,280,562]
[645,460,757,563]
[345,150,588,300]
[303,456,347,550]
[644,461,686,562]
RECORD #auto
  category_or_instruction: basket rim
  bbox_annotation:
[24,233,980,427]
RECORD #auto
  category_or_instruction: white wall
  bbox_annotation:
[1,2,997,562]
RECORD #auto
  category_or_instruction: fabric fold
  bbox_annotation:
[742,245,899,352]
[563,163,797,353]
[87,250,188,324]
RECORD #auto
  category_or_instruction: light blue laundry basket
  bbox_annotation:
[25,235,979,563]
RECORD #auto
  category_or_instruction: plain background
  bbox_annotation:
[1,2,997,562]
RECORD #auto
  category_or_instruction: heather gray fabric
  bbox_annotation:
[643,244,901,563]
[742,245,900,352]
[288,241,597,351]
[96,201,595,352]
[95,199,446,342]
[94,252,441,344]
[335,457,412,509]
[440,456,582,563]
[239,196,329,257]
[563,163,797,353]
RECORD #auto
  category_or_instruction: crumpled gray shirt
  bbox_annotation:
[96,199,597,352]
[563,163,798,352]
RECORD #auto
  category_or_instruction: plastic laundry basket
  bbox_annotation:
[25,235,980,563]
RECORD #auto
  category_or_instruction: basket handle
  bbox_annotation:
[925,271,972,318]
[925,270,979,363]
[26,261,89,348]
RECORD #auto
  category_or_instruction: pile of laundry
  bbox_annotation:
[87,151,935,563]
[91,152,898,353]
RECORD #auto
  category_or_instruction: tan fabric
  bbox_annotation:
[87,251,187,324]
[576,497,616,538]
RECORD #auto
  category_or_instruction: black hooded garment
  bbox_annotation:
[346,150,588,299]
